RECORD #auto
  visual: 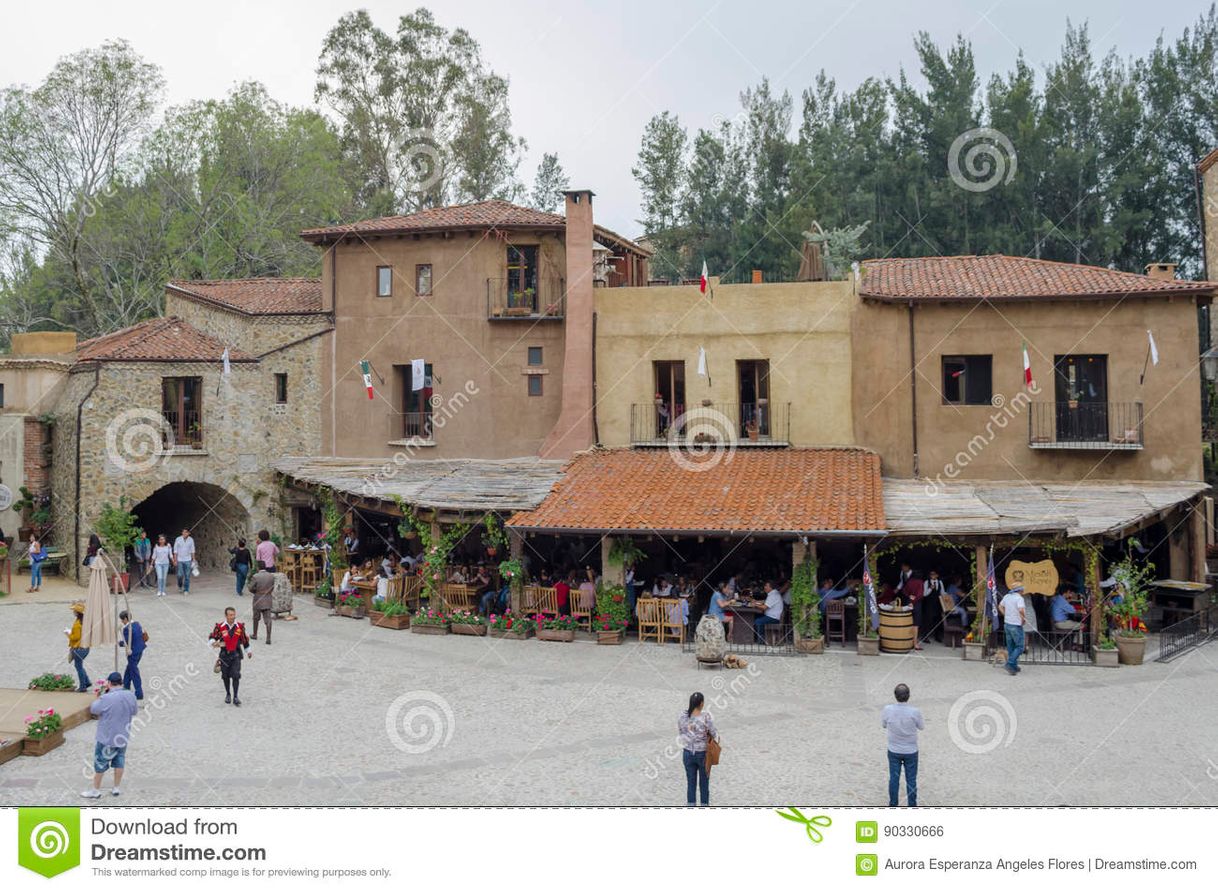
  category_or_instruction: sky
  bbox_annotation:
[1,0,1210,236]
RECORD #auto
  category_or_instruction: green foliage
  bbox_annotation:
[1107,538,1155,636]
[319,488,347,570]
[25,708,63,740]
[95,498,138,557]
[481,512,508,551]
[490,611,535,633]
[529,152,568,212]
[28,673,76,692]
[498,558,524,591]
[412,607,450,627]
[449,610,486,626]
[595,583,631,626]
[789,556,821,639]
[374,600,410,617]
[803,221,870,280]
[606,538,646,568]
[393,496,471,600]
[315,577,333,601]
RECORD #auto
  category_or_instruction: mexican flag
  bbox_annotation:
[700,260,708,294]
[1022,342,1034,390]
[360,360,374,399]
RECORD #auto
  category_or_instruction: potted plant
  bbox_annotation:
[962,607,987,661]
[789,558,823,654]
[595,583,631,637]
[536,613,577,642]
[482,513,508,558]
[368,599,411,630]
[22,708,64,756]
[1107,539,1154,666]
[315,577,335,607]
[411,608,450,635]
[450,610,488,636]
[335,591,366,619]
[857,628,880,656]
[1093,633,1119,668]
[95,498,138,592]
[593,614,627,644]
[489,611,535,640]
[12,486,37,541]
[27,673,76,692]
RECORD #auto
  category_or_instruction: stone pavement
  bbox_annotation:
[1,575,1216,806]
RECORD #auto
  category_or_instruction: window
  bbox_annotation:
[0,383,5,408]
[415,264,432,296]
[942,355,993,405]
[394,362,434,439]
[376,266,393,297]
[162,377,203,447]
[737,359,771,436]
[274,373,288,404]
[506,245,539,311]
[527,374,543,397]
[653,360,686,437]
[527,346,543,366]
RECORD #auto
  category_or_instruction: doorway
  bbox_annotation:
[737,359,771,437]
[1054,354,1108,442]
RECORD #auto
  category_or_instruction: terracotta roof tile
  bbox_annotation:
[860,255,1216,302]
[507,448,885,535]
[167,278,323,314]
[76,317,255,363]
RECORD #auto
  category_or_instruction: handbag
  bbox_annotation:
[141,629,149,644]
[192,564,200,578]
[706,734,722,771]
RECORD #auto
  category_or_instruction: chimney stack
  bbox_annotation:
[1145,262,1178,282]
[540,190,597,459]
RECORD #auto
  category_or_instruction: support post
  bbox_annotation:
[601,536,624,586]
[509,530,524,614]
[1088,542,1103,653]
[1190,499,1207,584]
[974,545,988,643]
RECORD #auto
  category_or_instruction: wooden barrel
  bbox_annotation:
[879,607,916,653]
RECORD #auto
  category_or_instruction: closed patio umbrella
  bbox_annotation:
[79,558,116,651]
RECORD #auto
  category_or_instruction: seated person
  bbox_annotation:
[945,575,971,627]
[817,577,851,611]
[554,574,572,616]
[448,565,467,584]
[1050,585,1081,630]
[751,581,784,643]
[707,582,733,632]
[652,576,674,598]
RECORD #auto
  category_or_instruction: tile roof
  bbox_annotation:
[167,278,324,315]
[507,448,886,535]
[75,317,255,364]
[859,255,1217,302]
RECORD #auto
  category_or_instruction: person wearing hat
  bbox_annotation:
[83,671,138,798]
[65,602,90,692]
[999,585,1027,675]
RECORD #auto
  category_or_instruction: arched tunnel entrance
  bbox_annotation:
[131,481,251,571]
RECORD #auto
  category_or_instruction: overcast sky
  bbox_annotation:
[2,0,1209,235]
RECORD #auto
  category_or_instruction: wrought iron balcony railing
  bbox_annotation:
[1027,401,1143,450]
[630,401,791,446]
[486,277,565,320]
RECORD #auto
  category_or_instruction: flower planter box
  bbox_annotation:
[22,731,64,756]
[537,628,575,642]
[962,641,986,662]
[451,623,488,636]
[794,637,825,654]
[489,627,533,641]
[314,595,335,609]
[368,611,410,630]
[596,629,625,645]
[1115,634,1146,666]
[1092,646,1119,668]
[336,606,366,619]
[0,738,22,766]
[411,623,450,635]
[856,636,880,656]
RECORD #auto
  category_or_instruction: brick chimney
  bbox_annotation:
[540,190,596,458]
[1145,262,1178,281]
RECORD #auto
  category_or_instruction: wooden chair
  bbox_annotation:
[524,586,558,619]
[825,600,847,647]
[637,598,663,644]
[659,598,685,644]
[940,594,967,648]
[571,585,596,632]
[299,554,320,593]
[439,584,478,612]
[401,575,422,610]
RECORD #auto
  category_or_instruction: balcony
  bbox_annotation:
[1028,402,1143,450]
[387,411,434,444]
[162,409,203,450]
[486,277,565,320]
[630,401,791,447]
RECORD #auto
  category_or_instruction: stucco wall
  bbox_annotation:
[322,232,568,459]
[593,280,857,448]
[853,295,1205,482]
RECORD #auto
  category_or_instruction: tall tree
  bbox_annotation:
[529,152,569,212]
[632,111,688,278]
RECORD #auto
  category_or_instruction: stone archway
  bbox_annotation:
[131,481,251,571]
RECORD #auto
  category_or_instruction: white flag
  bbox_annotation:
[221,346,231,377]
[411,359,426,391]
[1147,330,1159,366]
[697,346,707,377]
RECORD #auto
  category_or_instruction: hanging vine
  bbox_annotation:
[392,495,472,601]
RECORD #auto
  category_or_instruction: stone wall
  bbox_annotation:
[165,292,332,357]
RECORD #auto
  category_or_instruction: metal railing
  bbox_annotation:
[387,411,434,442]
[162,409,203,448]
[486,277,565,319]
[1028,401,1143,449]
[988,625,1094,665]
[630,401,791,446]
[1155,605,1218,662]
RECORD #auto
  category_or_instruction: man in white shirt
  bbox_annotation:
[751,581,784,644]
[999,585,1027,675]
[881,683,924,806]
[172,528,195,594]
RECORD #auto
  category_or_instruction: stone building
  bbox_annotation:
[42,279,330,580]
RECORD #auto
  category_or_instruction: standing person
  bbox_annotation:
[254,529,279,573]
[84,533,101,567]
[677,691,719,806]
[923,569,948,644]
[172,528,195,594]
[624,564,638,619]
[248,564,276,644]
[229,538,253,596]
[27,534,46,592]
[904,571,926,650]
[133,529,152,588]
[1000,585,1028,676]
[209,607,252,705]
[81,672,139,799]
[66,602,90,692]
[151,534,172,597]
[554,572,572,617]
[118,610,146,700]
[342,526,360,566]
[882,683,924,807]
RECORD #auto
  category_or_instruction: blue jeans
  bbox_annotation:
[93,741,126,773]
[30,561,43,587]
[176,560,192,592]
[1004,625,1025,672]
[71,647,90,691]
[888,750,918,806]
[155,563,169,592]
[683,748,709,806]
[234,563,249,595]
[124,651,143,699]
[753,614,780,643]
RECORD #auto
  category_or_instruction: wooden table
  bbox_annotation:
[724,604,764,644]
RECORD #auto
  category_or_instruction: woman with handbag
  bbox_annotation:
[677,691,720,806]
[228,538,253,596]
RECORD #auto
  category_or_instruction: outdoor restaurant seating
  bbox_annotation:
[636,597,663,643]
[659,600,685,644]
[439,584,478,612]
[939,594,967,648]
[825,599,847,646]
[522,585,558,617]
[571,588,595,632]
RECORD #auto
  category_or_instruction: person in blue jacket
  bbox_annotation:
[119,610,147,700]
